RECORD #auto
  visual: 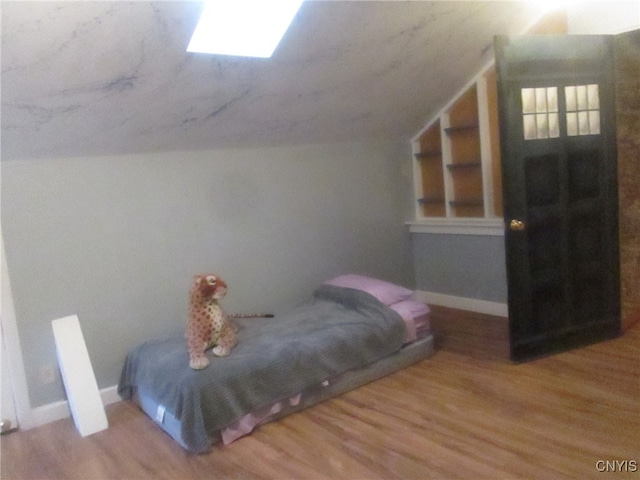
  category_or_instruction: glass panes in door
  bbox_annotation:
[521,87,559,140]
[566,84,600,136]
[521,84,601,140]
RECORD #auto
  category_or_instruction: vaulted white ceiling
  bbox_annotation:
[1,1,548,160]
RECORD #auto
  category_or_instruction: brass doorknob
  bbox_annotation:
[509,219,525,231]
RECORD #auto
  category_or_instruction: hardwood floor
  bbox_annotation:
[2,323,638,480]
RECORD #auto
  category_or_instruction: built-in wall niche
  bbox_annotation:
[410,66,503,235]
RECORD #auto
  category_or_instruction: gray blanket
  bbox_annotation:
[118,284,407,453]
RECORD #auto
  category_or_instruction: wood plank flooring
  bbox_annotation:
[2,323,638,480]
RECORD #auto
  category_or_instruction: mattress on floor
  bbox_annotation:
[120,283,434,452]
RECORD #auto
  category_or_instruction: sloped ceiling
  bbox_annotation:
[1,1,548,160]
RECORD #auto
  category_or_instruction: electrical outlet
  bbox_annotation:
[39,364,57,384]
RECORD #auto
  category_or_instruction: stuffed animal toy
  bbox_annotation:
[186,274,274,370]
[186,274,237,370]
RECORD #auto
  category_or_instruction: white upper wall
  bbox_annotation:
[567,1,640,34]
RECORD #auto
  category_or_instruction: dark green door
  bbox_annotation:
[494,35,620,361]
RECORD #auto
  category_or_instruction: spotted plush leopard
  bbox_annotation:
[186,274,273,370]
[186,274,236,369]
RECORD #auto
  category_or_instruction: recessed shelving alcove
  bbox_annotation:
[409,65,504,236]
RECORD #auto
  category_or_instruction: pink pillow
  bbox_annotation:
[324,274,413,306]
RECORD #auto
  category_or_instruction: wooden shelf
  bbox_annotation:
[419,196,446,205]
[445,124,479,134]
[447,84,483,218]
[411,67,502,222]
[414,151,442,159]
[449,199,484,207]
[414,120,446,218]
[447,161,482,170]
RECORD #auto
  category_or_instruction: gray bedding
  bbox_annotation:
[118,284,407,453]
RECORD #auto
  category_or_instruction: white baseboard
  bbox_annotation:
[415,290,508,317]
[29,385,120,430]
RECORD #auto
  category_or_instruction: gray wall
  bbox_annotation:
[412,233,507,303]
[2,140,415,408]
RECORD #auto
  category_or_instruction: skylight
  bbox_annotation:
[187,0,304,58]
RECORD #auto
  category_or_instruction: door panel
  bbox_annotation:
[495,35,620,361]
